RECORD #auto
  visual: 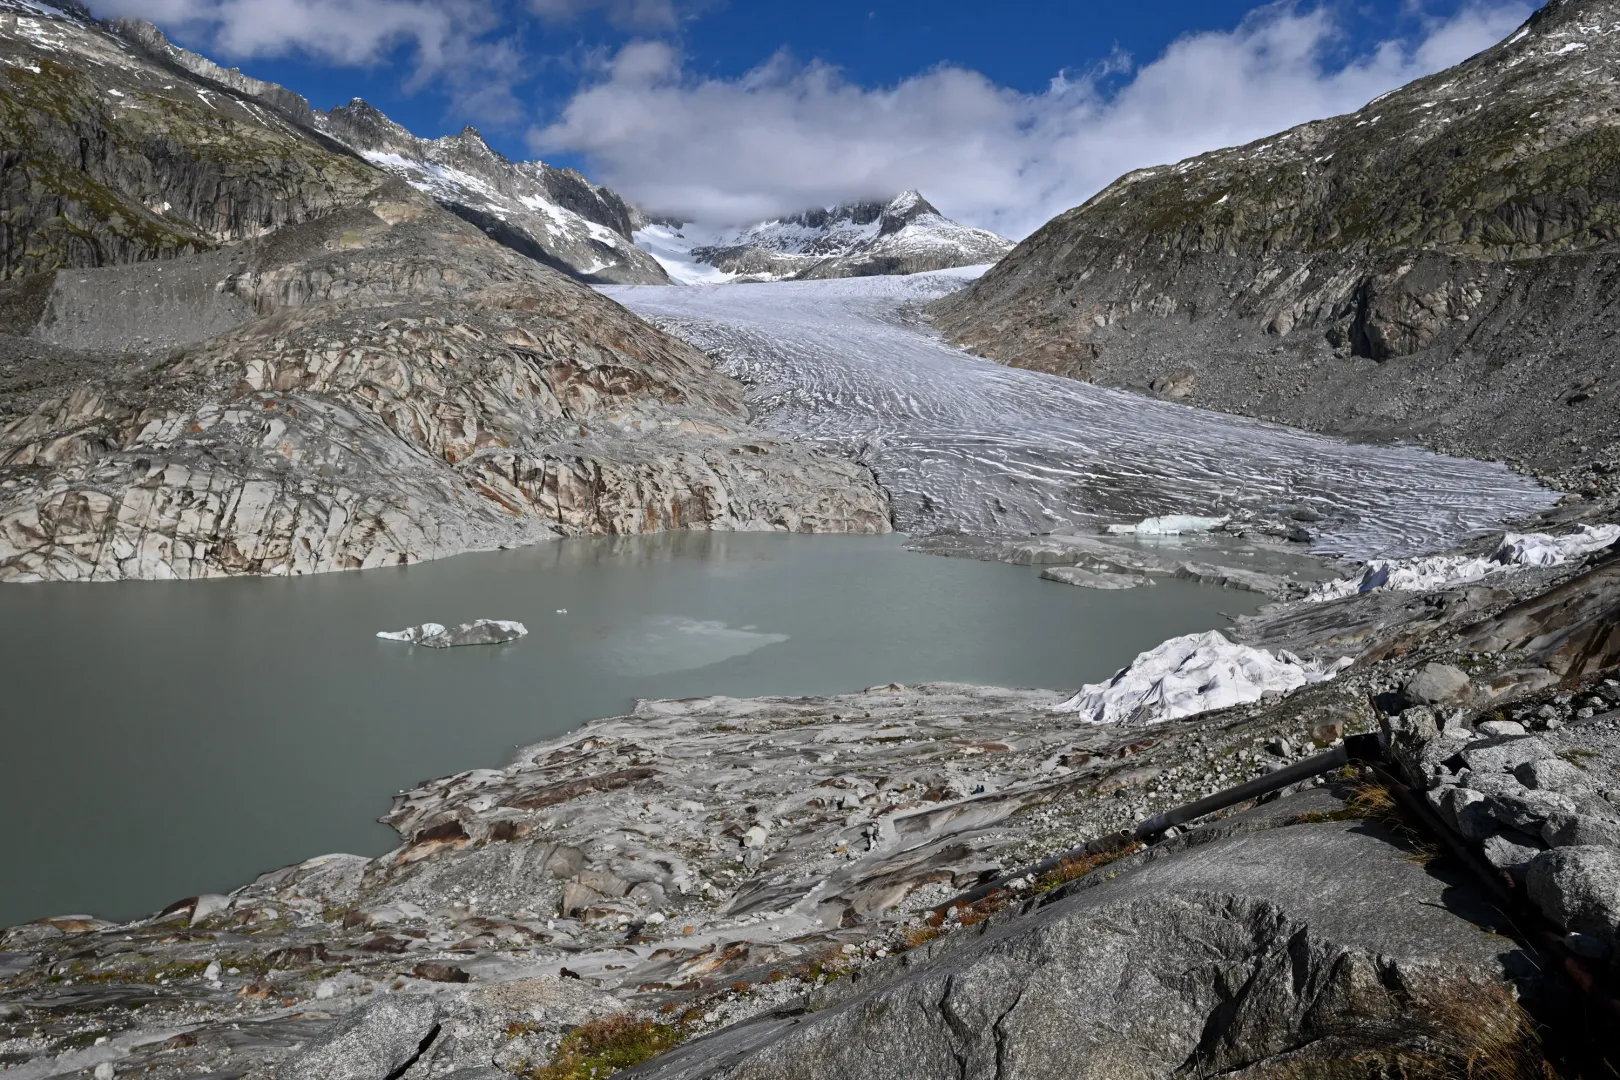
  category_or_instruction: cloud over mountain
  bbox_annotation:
[532,1,1533,236]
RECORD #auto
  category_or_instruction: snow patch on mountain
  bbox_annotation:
[317,101,668,286]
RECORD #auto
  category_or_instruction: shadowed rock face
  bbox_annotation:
[933,0,1620,478]
[0,5,379,280]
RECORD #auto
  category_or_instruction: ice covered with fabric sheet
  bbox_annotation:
[377,620,528,648]
[1054,630,1352,724]
[1307,524,1620,601]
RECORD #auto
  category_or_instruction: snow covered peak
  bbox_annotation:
[317,100,667,285]
[0,0,91,20]
[638,192,1014,285]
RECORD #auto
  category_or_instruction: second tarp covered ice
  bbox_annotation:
[1307,524,1620,602]
[377,620,528,648]
[1054,630,1352,725]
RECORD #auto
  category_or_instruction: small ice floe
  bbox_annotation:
[377,620,528,648]
[1054,631,1351,725]
[1105,514,1230,537]
[1307,524,1620,602]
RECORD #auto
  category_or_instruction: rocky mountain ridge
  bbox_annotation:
[93,15,669,286]
[933,0,1620,482]
[314,100,670,286]
[636,192,1014,284]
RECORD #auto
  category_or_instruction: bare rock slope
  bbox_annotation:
[0,5,888,582]
[934,0,1620,482]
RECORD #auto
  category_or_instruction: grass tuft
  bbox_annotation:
[524,1014,685,1080]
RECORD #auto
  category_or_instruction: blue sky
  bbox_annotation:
[86,0,1536,233]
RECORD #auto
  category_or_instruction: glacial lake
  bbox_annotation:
[0,532,1265,928]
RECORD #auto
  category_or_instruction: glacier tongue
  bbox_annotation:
[602,270,1557,559]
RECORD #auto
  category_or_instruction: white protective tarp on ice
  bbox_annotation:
[1105,515,1230,537]
[1307,524,1620,602]
[377,619,528,648]
[1054,631,1352,725]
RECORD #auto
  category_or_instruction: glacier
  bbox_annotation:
[602,269,1557,560]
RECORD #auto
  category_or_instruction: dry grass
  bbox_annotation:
[1032,841,1144,894]
[524,1013,685,1080]
[1246,978,1561,1080]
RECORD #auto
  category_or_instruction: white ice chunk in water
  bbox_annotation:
[1105,515,1230,537]
[377,620,527,648]
[1054,631,1351,724]
[1307,524,1620,601]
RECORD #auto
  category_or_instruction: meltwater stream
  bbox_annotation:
[604,270,1558,557]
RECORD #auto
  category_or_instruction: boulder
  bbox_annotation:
[1399,663,1472,709]
[272,995,441,1080]
[1513,757,1591,794]
[1460,736,1556,775]
[1542,813,1620,849]
[1526,846,1620,948]
[1481,831,1543,880]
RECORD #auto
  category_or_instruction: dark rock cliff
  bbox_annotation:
[0,6,377,281]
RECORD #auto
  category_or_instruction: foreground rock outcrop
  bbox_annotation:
[0,6,889,582]
[934,0,1620,482]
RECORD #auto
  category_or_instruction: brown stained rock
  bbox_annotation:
[412,962,471,984]
[1461,559,1620,677]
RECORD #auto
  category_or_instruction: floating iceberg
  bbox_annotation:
[1105,515,1231,537]
[1054,631,1351,725]
[1307,525,1620,602]
[377,620,528,648]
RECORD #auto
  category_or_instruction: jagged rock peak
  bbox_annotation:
[640,190,1013,284]
[317,100,666,283]
[0,0,94,21]
[103,17,315,124]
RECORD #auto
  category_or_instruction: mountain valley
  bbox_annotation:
[3,1,1620,1078]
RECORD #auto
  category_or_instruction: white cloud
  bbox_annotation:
[526,0,683,31]
[86,0,525,119]
[531,0,1534,236]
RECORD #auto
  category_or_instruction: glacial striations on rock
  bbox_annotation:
[636,192,1014,284]
[0,5,890,582]
[932,0,1620,479]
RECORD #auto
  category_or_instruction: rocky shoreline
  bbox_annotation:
[4,505,1620,1078]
